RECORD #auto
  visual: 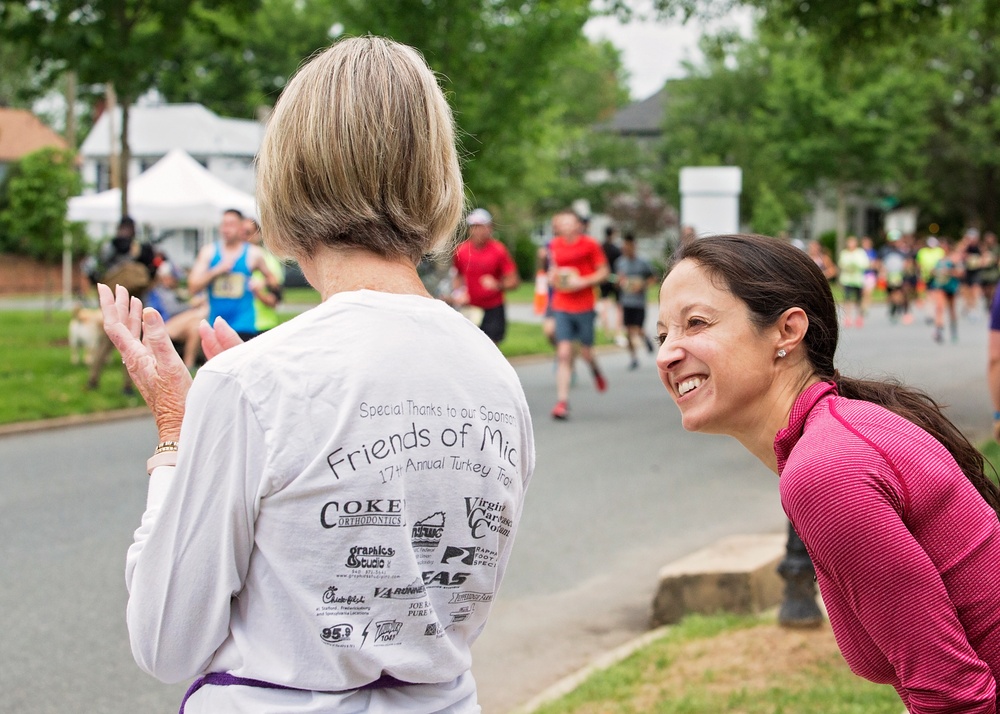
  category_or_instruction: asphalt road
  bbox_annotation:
[0,302,991,713]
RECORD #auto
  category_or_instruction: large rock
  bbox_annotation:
[651,533,786,627]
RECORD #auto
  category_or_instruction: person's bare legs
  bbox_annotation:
[626,324,641,368]
[555,340,574,405]
[166,306,208,368]
[86,333,114,389]
[543,316,556,348]
[578,344,606,392]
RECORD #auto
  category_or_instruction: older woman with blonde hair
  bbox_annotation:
[100,36,534,714]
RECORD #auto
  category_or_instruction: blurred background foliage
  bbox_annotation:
[2,0,1000,260]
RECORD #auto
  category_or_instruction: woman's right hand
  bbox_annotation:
[199,316,244,361]
[98,283,192,442]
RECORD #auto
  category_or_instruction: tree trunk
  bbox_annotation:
[120,100,131,218]
[64,72,77,149]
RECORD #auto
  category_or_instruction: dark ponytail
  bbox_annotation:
[671,234,1000,519]
[833,374,1000,516]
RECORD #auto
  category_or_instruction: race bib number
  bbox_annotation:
[624,276,645,293]
[213,273,246,298]
[555,267,579,290]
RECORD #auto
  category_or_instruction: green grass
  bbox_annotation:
[283,286,322,304]
[498,321,557,358]
[0,310,145,425]
[0,310,601,424]
[507,276,670,306]
[507,281,538,304]
[980,440,1000,488]
[531,612,904,714]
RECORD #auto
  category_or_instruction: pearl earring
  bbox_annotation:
[777,349,787,358]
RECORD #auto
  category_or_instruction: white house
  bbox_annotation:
[78,102,263,197]
[75,102,264,268]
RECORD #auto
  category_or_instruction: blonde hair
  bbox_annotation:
[256,36,464,263]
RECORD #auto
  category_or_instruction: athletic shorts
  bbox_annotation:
[478,304,507,343]
[554,310,596,346]
[599,282,621,301]
[622,305,646,328]
[842,285,862,304]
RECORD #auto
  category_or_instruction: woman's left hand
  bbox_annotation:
[98,283,192,442]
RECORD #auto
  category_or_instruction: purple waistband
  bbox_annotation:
[179,671,409,713]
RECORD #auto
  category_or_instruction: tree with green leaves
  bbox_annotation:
[328,0,625,219]
[656,30,801,231]
[656,17,938,242]
[1,0,258,215]
[156,0,338,119]
[0,148,85,264]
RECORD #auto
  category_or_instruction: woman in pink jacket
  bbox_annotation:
[656,233,1000,712]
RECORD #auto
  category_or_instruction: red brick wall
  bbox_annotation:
[0,254,84,295]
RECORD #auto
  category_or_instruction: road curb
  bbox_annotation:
[0,407,150,438]
[509,624,673,714]
[509,531,796,714]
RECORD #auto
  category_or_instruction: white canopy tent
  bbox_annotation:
[68,148,257,227]
[69,148,258,268]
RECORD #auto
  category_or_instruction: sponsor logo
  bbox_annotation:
[441,545,476,565]
[345,545,396,570]
[374,619,403,644]
[448,591,493,604]
[441,545,499,567]
[323,585,366,606]
[374,580,426,600]
[424,622,445,636]
[320,623,353,644]
[422,570,470,587]
[449,604,476,624]
[411,512,446,549]
[464,497,512,539]
[320,500,404,529]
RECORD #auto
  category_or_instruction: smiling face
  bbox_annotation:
[656,259,780,438]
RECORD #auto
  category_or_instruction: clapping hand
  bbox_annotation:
[98,284,244,441]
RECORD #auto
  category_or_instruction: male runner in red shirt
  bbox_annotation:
[453,208,520,343]
[548,210,609,420]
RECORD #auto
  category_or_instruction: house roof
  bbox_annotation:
[80,103,263,159]
[595,87,668,137]
[0,108,69,162]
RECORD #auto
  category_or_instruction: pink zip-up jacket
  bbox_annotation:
[776,382,1000,712]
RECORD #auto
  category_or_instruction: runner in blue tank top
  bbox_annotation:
[188,209,281,342]
[207,241,254,334]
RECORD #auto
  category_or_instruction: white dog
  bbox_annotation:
[69,306,104,366]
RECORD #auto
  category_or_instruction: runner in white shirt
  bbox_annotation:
[99,37,534,714]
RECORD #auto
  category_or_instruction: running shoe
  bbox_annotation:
[644,335,655,353]
[593,369,608,393]
[629,358,639,371]
[551,401,569,420]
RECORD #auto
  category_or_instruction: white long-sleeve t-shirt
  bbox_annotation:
[126,290,535,713]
